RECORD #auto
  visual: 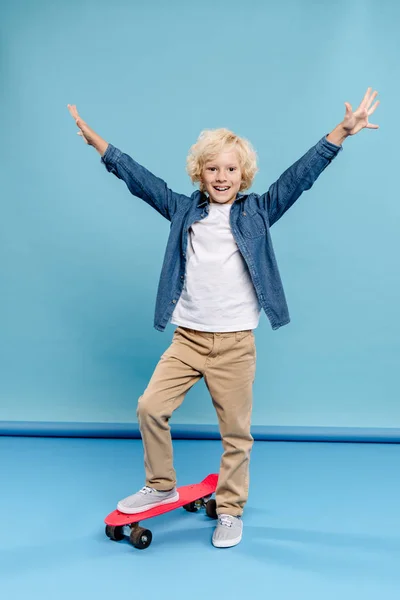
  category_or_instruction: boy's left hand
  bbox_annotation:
[341,87,380,135]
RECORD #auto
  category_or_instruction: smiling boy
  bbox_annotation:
[68,88,379,548]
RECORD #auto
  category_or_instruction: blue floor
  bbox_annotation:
[1,436,400,599]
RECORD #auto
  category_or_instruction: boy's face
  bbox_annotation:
[201,148,242,204]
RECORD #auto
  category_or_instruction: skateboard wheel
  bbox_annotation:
[129,526,152,550]
[183,501,198,513]
[105,525,124,541]
[205,499,217,519]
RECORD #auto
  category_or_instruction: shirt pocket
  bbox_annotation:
[240,211,267,239]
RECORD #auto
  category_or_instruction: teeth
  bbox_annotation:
[215,187,229,191]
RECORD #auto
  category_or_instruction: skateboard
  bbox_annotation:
[105,473,218,549]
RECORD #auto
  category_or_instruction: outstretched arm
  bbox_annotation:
[261,88,380,226]
[66,104,189,221]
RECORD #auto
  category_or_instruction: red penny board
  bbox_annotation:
[105,474,218,526]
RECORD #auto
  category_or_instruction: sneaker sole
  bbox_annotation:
[212,532,242,548]
[117,492,180,515]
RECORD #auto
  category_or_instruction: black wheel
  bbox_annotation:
[129,526,152,549]
[183,501,198,513]
[105,525,124,541]
[205,499,218,519]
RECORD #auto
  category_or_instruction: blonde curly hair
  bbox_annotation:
[186,128,258,192]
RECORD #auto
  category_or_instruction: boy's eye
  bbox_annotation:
[206,166,237,172]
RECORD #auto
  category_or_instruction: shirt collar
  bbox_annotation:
[196,192,246,209]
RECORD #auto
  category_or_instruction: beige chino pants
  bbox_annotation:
[137,326,256,516]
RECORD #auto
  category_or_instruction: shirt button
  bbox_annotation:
[243,212,247,216]
[180,275,184,279]
[172,299,177,304]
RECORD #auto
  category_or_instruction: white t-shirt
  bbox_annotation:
[171,203,261,332]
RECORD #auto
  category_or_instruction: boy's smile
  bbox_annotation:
[201,149,242,204]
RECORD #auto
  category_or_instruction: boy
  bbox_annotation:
[67,88,379,548]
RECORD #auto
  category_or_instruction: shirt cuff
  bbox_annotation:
[315,135,343,160]
[101,144,122,173]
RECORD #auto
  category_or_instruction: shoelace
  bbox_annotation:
[139,486,155,495]
[218,514,234,528]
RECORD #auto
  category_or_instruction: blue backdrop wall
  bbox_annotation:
[1,0,399,437]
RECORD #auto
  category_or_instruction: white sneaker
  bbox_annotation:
[212,514,243,548]
[117,486,179,514]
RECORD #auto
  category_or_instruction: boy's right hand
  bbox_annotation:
[67,104,92,144]
[67,104,108,155]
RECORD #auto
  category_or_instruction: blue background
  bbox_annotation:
[1,0,399,434]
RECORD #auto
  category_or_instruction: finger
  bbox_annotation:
[368,99,380,115]
[366,123,379,129]
[67,104,79,119]
[71,105,81,121]
[366,90,378,109]
[77,131,89,143]
[76,117,88,131]
[344,102,352,113]
[360,87,372,108]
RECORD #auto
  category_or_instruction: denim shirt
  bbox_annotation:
[101,136,341,331]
